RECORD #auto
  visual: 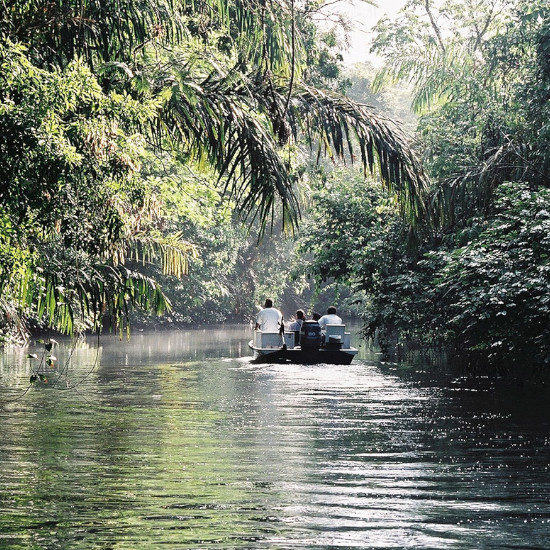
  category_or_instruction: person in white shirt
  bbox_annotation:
[318,306,342,330]
[255,299,283,332]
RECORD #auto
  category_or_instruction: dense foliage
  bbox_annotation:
[298,0,550,373]
[437,183,550,370]
[371,0,549,220]
[0,0,423,341]
[2,0,547,376]
[300,176,549,371]
[0,44,180,337]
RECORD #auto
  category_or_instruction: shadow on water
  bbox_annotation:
[0,326,548,549]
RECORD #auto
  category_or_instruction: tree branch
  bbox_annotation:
[424,0,446,53]
[283,0,295,114]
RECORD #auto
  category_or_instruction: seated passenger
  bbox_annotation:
[255,299,283,332]
[289,309,305,344]
[289,310,305,332]
[318,306,343,330]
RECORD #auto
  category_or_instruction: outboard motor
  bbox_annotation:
[300,321,322,352]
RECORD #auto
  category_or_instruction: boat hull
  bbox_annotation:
[248,341,357,365]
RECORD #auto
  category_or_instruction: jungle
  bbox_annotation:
[0,0,548,375]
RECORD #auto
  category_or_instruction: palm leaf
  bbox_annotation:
[289,85,428,225]
[149,55,427,233]
[1,0,297,69]
[125,232,198,278]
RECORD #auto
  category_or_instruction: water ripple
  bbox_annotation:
[0,327,548,548]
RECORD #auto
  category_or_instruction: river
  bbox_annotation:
[0,326,548,548]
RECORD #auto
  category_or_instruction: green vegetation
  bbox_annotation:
[298,0,549,372]
[1,0,547,374]
[0,0,422,341]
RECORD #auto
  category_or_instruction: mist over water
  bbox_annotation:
[1,327,548,548]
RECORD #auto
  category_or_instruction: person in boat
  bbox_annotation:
[312,312,321,321]
[318,306,343,330]
[289,309,305,344]
[255,299,283,333]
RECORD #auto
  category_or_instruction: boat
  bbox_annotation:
[249,322,358,364]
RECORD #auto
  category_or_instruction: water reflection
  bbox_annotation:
[0,327,548,548]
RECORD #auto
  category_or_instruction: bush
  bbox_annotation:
[437,183,550,371]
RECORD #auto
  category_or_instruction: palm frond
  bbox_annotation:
[154,62,300,234]
[125,232,198,278]
[1,0,187,65]
[289,85,429,225]
[373,44,468,114]
[430,137,546,227]
[1,0,297,70]
[149,56,427,232]
[9,260,172,335]
[215,0,299,72]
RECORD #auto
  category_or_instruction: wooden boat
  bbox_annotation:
[249,323,358,364]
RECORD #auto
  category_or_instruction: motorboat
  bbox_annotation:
[249,322,358,364]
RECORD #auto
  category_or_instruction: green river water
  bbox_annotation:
[0,326,548,549]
